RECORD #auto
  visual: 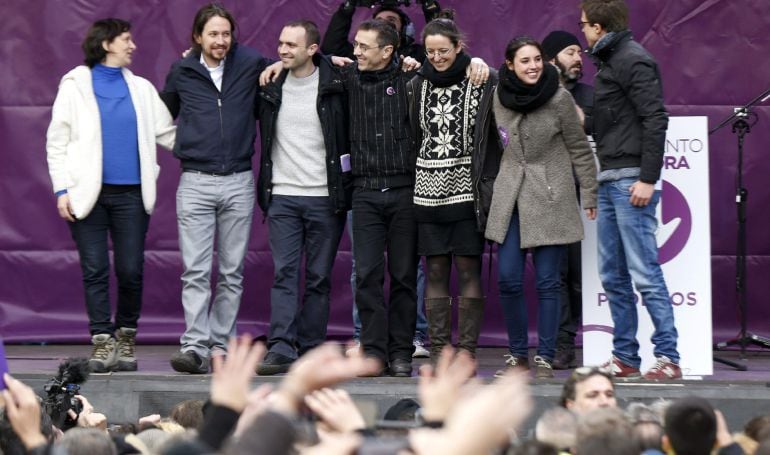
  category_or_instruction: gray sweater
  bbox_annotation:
[485,87,598,248]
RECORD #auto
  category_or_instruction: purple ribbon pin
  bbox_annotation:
[386,86,396,96]
[498,126,509,147]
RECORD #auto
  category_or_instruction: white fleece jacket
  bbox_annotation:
[46,65,175,219]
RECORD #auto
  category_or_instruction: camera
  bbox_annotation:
[42,357,90,430]
[357,0,423,8]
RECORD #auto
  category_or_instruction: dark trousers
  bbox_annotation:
[557,241,582,351]
[68,185,149,336]
[352,186,417,363]
[267,196,346,359]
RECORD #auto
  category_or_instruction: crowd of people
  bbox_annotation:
[1,338,768,455]
[45,0,682,383]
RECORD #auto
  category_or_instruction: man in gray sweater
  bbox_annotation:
[255,20,351,375]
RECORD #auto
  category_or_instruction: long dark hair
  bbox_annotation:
[421,9,464,47]
[81,18,131,68]
[504,36,544,63]
[190,3,237,53]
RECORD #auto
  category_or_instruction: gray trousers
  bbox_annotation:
[176,170,255,357]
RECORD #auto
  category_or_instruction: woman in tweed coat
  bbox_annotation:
[486,36,598,378]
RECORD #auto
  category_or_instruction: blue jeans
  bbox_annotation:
[68,185,149,336]
[347,211,427,342]
[597,178,679,367]
[267,196,346,359]
[497,210,564,361]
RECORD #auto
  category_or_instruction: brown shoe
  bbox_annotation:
[457,297,485,357]
[425,297,452,360]
[494,354,529,377]
[534,355,554,379]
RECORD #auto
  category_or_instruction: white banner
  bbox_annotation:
[582,116,712,376]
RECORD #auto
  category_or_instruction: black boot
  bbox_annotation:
[425,297,452,361]
[457,297,485,357]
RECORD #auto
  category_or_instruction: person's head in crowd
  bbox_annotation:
[81,18,134,68]
[579,0,629,48]
[170,399,205,430]
[353,19,399,71]
[575,407,639,455]
[626,402,664,452]
[190,2,236,66]
[383,398,420,422]
[421,10,465,73]
[542,30,584,83]
[560,367,616,414]
[373,5,410,40]
[0,404,54,455]
[509,439,560,455]
[59,427,118,455]
[535,407,577,452]
[504,36,546,85]
[278,20,320,76]
[662,396,717,455]
[745,414,770,442]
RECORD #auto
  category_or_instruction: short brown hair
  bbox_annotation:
[283,20,321,46]
[81,18,131,68]
[357,19,399,49]
[580,0,629,33]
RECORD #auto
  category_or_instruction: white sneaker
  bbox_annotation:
[412,339,430,358]
[345,340,361,357]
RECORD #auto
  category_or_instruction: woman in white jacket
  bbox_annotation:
[46,18,175,373]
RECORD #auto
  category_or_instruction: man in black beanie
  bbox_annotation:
[542,29,594,370]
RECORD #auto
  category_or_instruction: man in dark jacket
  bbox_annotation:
[321,0,441,62]
[160,3,271,374]
[254,20,350,375]
[542,30,595,370]
[580,0,680,379]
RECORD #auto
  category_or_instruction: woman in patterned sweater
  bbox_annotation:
[406,12,500,362]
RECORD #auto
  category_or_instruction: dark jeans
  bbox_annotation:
[497,210,564,361]
[557,241,582,351]
[352,186,417,363]
[68,185,149,336]
[267,196,346,359]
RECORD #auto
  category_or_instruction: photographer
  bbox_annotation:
[321,0,441,62]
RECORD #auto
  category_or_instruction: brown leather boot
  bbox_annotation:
[457,297,485,357]
[425,297,453,360]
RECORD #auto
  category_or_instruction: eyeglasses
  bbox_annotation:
[425,48,453,58]
[353,41,384,52]
[571,366,611,379]
[578,21,592,29]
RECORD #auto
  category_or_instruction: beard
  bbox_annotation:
[556,59,583,83]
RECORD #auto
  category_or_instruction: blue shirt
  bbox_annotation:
[92,64,140,184]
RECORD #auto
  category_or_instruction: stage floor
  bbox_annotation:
[7,345,770,433]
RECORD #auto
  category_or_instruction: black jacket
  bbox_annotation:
[160,43,271,174]
[588,30,668,183]
[320,2,435,62]
[256,54,352,215]
[406,69,503,232]
[568,81,594,133]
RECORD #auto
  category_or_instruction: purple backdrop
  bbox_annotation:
[2,0,769,345]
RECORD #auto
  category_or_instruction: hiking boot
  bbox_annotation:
[534,355,554,379]
[494,354,529,378]
[115,328,138,371]
[643,356,682,380]
[256,351,294,376]
[412,339,430,358]
[170,350,209,374]
[89,334,118,373]
[600,355,641,378]
[552,348,576,370]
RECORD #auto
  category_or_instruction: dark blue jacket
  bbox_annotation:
[160,43,271,173]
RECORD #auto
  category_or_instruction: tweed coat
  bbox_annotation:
[485,86,598,248]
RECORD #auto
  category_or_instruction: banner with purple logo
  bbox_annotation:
[582,117,712,376]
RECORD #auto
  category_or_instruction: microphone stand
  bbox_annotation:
[711,86,770,371]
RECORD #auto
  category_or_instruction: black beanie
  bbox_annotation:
[542,30,582,60]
